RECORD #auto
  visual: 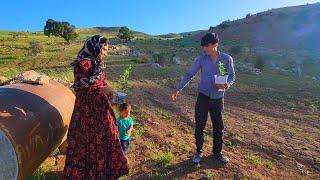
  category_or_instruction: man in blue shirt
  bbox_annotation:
[171,32,235,164]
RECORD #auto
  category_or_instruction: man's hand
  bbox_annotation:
[171,90,180,101]
[214,83,229,90]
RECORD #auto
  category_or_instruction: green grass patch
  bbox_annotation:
[152,151,177,168]
[225,132,245,149]
[176,141,192,153]
[131,125,146,139]
[155,108,172,119]
[245,153,273,169]
[202,169,215,179]
[26,162,57,180]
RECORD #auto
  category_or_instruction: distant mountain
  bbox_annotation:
[188,3,320,75]
[77,27,153,39]
[155,33,183,39]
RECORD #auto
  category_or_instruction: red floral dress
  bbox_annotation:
[64,58,128,179]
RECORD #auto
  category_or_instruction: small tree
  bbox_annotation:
[60,23,78,43]
[218,61,228,76]
[44,19,78,44]
[44,19,57,37]
[29,41,43,56]
[118,64,133,91]
[117,26,134,41]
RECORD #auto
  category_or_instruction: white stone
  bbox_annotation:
[150,63,162,68]
[172,57,182,65]
[14,70,50,85]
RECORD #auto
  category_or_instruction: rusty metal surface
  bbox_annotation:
[0,80,75,179]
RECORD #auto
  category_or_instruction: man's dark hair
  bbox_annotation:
[201,32,219,46]
[119,103,131,112]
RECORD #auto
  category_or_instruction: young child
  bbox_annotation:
[116,103,134,154]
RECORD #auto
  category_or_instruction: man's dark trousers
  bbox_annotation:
[195,93,224,155]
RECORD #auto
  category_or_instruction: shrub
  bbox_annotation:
[117,26,134,41]
[152,151,177,168]
[152,52,166,66]
[29,41,43,56]
[245,153,273,169]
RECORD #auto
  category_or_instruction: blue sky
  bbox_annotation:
[1,0,319,35]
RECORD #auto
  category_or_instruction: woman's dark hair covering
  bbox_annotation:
[71,35,108,88]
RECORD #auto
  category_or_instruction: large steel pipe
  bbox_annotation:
[0,80,75,179]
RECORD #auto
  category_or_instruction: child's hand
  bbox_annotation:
[126,129,133,135]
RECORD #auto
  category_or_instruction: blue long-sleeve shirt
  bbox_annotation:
[176,51,235,99]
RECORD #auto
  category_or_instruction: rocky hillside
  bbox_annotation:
[190,3,320,77]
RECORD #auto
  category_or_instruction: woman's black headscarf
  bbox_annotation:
[71,35,108,88]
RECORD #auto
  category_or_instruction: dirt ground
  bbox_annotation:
[40,80,320,179]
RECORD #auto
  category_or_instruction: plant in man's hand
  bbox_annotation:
[218,61,228,76]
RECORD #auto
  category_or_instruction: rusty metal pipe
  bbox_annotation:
[0,80,75,179]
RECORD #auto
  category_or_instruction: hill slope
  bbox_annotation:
[190,3,320,76]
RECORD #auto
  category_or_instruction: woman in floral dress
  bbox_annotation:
[64,35,128,179]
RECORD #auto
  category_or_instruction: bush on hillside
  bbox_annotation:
[132,56,150,64]
[152,52,166,66]
[117,26,134,41]
[11,32,20,39]
[29,41,43,56]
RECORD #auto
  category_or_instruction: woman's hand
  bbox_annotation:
[102,85,116,99]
